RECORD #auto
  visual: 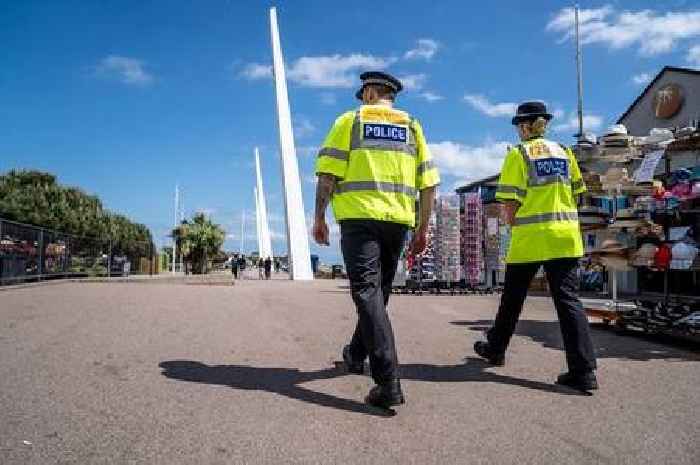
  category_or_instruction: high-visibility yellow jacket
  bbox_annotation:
[315,105,440,227]
[495,137,586,263]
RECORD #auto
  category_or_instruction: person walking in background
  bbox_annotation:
[313,71,440,409]
[239,255,247,279]
[474,101,598,393]
[257,258,264,279]
[274,258,280,273]
[264,257,272,280]
[231,253,240,283]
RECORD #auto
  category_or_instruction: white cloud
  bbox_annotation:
[404,39,440,61]
[552,113,604,133]
[419,91,443,102]
[632,72,653,85]
[429,140,512,184]
[687,44,700,68]
[241,63,272,79]
[287,54,395,88]
[95,55,153,86]
[293,117,316,139]
[463,94,517,117]
[547,6,700,56]
[399,73,427,91]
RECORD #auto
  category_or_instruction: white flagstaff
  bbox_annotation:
[240,209,245,254]
[269,7,313,280]
[172,184,179,275]
[255,147,274,260]
[254,187,262,257]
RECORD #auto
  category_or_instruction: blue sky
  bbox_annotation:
[2,0,700,263]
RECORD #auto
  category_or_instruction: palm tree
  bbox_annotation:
[171,213,224,274]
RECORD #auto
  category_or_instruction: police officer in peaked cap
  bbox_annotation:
[474,101,598,393]
[313,71,440,409]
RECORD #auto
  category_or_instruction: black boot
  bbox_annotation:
[473,341,505,366]
[342,345,364,375]
[556,371,598,393]
[365,379,405,408]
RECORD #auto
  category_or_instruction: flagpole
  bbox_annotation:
[575,4,584,139]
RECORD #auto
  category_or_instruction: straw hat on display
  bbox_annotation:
[590,238,632,270]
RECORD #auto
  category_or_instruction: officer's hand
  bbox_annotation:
[409,227,428,255]
[503,201,519,226]
[313,219,330,246]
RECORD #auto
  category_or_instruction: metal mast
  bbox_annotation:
[575,4,584,139]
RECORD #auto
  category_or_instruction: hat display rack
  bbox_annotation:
[574,124,700,340]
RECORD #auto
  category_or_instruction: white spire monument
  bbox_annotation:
[255,147,274,260]
[269,6,313,280]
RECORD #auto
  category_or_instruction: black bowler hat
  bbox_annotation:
[355,71,403,100]
[511,101,553,125]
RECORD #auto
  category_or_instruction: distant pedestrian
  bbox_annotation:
[238,255,246,278]
[231,254,240,283]
[264,257,272,280]
[258,258,264,279]
[274,258,280,273]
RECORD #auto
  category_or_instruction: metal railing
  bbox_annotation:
[0,217,157,285]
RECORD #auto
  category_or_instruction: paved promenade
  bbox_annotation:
[1,279,698,464]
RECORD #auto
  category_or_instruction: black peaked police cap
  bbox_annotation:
[356,71,403,100]
[511,101,553,125]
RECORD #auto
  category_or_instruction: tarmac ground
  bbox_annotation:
[1,277,698,464]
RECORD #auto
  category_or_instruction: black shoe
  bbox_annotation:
[365,379,405,408]
[342,345,364,375]
[473,341,505,366]
[556,371,598,393]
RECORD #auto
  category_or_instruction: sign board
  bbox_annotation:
[634,150,664,184]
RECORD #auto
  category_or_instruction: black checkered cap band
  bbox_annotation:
[362,78,399,92]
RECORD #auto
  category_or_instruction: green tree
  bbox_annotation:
[0,169,153,256]
[171,213,224,274]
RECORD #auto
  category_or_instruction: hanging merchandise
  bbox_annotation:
[632,243,659,268]
[670,242,699,270]
[573,114,700,341]
[434,195,462,283]
[653,243,672,270]
[462,193,483,286]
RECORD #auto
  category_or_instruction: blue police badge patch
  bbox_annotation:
[362,123,408,143]
[534,158,569,177]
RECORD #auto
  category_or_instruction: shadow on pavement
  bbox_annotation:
[399,357,580,396]
[158,360,394,417]
[451,320,700,362]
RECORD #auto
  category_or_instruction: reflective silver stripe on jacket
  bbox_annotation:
[513,211,579,226]
[496,184,527,198]
[528,173,572,186]
[335,181,416,197]
[350,111,417,156]
[417,160,435,176]
[318,147,349,161]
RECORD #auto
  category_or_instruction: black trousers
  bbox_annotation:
[340,220,407,385]
[487,258,597,374]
